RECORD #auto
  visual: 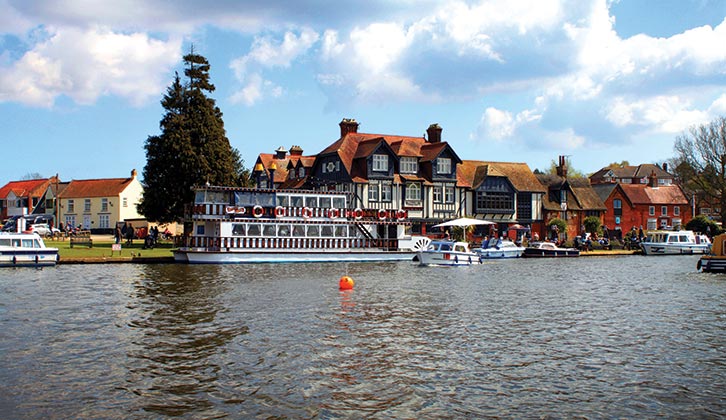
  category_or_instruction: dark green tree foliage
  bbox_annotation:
[139,51,243,223]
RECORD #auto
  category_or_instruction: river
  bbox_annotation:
[1,255,725,419]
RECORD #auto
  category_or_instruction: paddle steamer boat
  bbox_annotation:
[174,186,431,264]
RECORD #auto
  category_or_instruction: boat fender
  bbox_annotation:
[697,259,702,271]
[35,255,39,265]
[454,255,458,264]
[479,255,483,264]
[302,207,313,219]
[252,205,264,218]
[468,256,472,264]
[377,209,387,221]
[353,208,363,220]
[274,206,286,218]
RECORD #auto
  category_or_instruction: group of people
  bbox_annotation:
[114,222,137,245]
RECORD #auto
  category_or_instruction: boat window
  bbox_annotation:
[276,195,290,207]
[232,224,246,236]
[679,235,689,242]
[194,191,206,204]
[454,245,466,252]
[0,238,10,246]
[290,196,304,207]
[427,243,437,251]
[321,225,334,237]
[333,197,346,208]
[33,239,41,248]
[22,239,33,248]
[335,226,348,237]
[292,225,305,237]
[278,225,291,237]
[247,224,261,236]
[12,239,21,247]
[263,224,276,237]
[668,236,678,243]
[440,243,452,251]
[319,197,332,208]
[307,225,320,237]
[196,224,205,235]
[305,197,317,208]
[235,191,275,207]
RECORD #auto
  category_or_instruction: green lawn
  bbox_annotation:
[47,238,176,259]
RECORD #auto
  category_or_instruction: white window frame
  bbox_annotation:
[99,214,110,229]
[381,183,392,202]
[101,198,108,212]
[437,158,452,174]
[67,199,75,213]
[372,154,388,172]
[123,197,128,208]
[368,183,379,202]
[84,199,91,212]
[445,186,455,203]
[433,186,442,203]
[400,157,418,174]
[649,206,655,216]
[674,206,680,216]
[661,206,667,216]
[405,183,422,202]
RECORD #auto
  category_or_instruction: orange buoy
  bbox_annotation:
[339,276,354,290]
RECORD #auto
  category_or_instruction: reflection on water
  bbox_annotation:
[0,256,725,418]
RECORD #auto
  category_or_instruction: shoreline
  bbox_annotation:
[55,249,640,264]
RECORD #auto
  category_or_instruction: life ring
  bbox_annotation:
[327,208,339,219]
[302,207,313,219]
[236,207,246,215]
[353,208,363,220]
[252,205,264,218]
[274,206,286,218]
[377,209,387,221]
[396,210,406,221]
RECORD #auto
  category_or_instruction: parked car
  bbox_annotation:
[26,223,61,238]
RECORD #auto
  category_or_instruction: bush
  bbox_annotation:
[583,216,601,235]
[685,215,721,235]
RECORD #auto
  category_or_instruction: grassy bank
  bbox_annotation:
[47,238,175,260]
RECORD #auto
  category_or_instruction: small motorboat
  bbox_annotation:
[641,230,711,255]
[522,241,580,258]
[474,238,525,259]
[0,232,59,267]
[417,240,481,266]
[698,232,726,272]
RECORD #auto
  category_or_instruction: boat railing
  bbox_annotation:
[184,236,401,251]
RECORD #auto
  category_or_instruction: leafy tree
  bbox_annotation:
[685,215,722,236]
[674,116,726,223]
[139,50,245,223]
[546,157,586,178]
[583,216,601,235]
[604,160,630,169]
[21,172,44,180]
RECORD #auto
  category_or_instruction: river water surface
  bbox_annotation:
[1,255,725,419]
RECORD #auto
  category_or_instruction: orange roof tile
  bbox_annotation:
[60,177,134,198]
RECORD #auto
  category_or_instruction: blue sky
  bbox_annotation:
[2,0,726,182]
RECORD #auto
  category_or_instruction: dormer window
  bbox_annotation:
[372,154,388,172]
[437,158,452,174]
[400,157,418,174]
[298,167,305,178]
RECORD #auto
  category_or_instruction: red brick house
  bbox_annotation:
[0,177,58,221]
[253,145,313,189]
[592,171,692,237]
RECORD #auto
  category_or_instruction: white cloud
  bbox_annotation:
[0,26,180,107]
[606,95,709,133]
[229,73,283,106]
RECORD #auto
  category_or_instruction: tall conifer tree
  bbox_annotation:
[139,50,244,223]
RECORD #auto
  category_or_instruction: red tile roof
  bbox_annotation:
[0,178,54,199]
[620,184,688,205]
[60,176,135,198]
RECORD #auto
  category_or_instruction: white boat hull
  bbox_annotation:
[175,248,416,264]
[417,250,482,266]
[641,243,710,255]
[475,248,524,259]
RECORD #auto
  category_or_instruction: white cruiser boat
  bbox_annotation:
[640,230,711,255]
[417,240,482,266]
[0,232,59,267]
[522,241,580,258]
[173,186,431,264]
[474,238,525,259]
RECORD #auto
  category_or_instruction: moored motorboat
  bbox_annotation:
[522,241,579,258]
[640,230,710,255]
[698,233,726,272]
[0,232,59,267]
[417,240,481,266]
[474,238,525,259]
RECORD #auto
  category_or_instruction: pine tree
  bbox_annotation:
[139,50,245,223]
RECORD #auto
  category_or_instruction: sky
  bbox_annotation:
[2,0,726,183]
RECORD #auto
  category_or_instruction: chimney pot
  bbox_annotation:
[426,123,443,143]
[339,118,359,137]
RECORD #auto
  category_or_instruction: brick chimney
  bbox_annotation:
[649,170,658,187]
[556,156,568,178]
[427,123,442,143]
[289,145,304,156]
[339,118,359,137]
[274,146,287,159]
[662,162,668,172]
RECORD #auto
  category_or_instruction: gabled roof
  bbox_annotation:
[257,154,292,184]
[537,175,605,211]
[619,184,688,205]
[591,183,618,203]
[590,163,674,183]
[458,160,546,192]
[60,176,136,198]
[319,131,461,181]
[0,178,54,199]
